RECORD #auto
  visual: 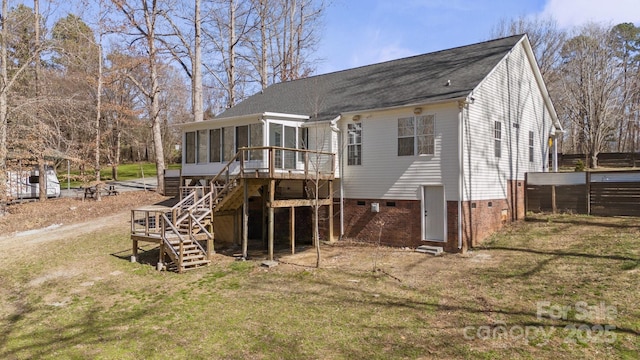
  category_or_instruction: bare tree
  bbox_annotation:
[611,23,640,153]
[113,0,167,193]
[559,24,620,168]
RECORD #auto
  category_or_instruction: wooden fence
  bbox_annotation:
[526,170,640,216]
[555,152,640,168]
[164,169,181,197]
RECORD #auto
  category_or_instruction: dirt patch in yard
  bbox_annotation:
[0,191,168,256]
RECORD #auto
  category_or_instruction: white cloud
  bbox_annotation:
[542,0,640,28]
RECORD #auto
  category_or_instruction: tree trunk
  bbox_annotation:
[34,0,46,202]
[0,0,8,210]
[95,37,103,201]
[144,1,165,195]
[228,0,236,107]
[113,126,121,180]
[193,0,203,122]
[259,0,267,90]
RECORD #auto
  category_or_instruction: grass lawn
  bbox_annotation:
[0,213,638,359]
[59,163,181,187]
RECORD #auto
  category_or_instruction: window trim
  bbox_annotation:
[494,121,502,158]
[347,122,362,166]
[397,114,435,156]
[528,131,534,163]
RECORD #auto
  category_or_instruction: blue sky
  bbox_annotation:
[315,0,640,74]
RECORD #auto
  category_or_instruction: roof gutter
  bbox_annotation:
[338,97,468,118]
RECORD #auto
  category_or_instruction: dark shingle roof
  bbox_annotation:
[216,35,524,121]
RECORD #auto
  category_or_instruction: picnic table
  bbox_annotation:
[82,183,119,199]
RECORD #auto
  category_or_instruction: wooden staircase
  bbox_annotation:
[158,189,214,272]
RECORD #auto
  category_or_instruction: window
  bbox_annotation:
[250,123,263,160]
[209,129,221,162]
[223,127,234,161]
[397,115,435,156]
[298,127,308,162]
[417,115,435,155]
[347,123,362,165]
[185,131,196,164]
[494,121,502,158]
[284,125,297,168]
[197,130,208,163]
[236,125,249,154]
[529,131,534,163]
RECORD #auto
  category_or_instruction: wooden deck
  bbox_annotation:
[131,146,336,272]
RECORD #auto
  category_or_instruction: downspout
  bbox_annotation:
[457,102,464,250]
[551,128,559,173]
[330,116,344,240]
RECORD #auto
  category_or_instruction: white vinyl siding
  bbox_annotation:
[463,40,554,201]
[341,106,459,201]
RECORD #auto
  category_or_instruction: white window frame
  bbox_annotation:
[347,122,362,165]
[398,114,435,156]
[529,131,534,163]
[494,121,502,158]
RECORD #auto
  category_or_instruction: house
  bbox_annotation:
[175,34,562,256]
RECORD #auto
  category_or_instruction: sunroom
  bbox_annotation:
[180,112,335,185]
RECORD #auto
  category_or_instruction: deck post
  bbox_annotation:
[290,206,295,254]
[328,180,334,242]
[159,241,165,268]
[268,180,275,261]
[132,239,138,263]
[207,219,214,260]
[242,180,249,259]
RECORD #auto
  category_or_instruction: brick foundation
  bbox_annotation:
[339,182,525,253]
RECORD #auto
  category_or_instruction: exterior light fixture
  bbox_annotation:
[413,107,422,115]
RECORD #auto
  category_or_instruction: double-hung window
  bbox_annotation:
[398,114,435,156]
[494,121,502,158]
[347,123,362,165]
[528,131,534,163]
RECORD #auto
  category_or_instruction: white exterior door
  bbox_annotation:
[422,185,445,241]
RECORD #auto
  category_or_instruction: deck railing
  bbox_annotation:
[211,146,334,182]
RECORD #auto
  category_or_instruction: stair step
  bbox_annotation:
[416,245,443,256]
[183,249,202,254]
[181,259,211,268]
[182,254,206,261]
[168,239,195,244]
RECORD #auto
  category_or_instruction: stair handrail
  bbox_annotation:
[171,190,198,225]
[175,190,212,225]
[187,212,211,255]
[210,149,246,206]
[188,210,213,239]
[161,210,211,267]
[160,212,184,261]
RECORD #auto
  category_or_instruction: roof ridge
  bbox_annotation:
[279,34,525,84]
